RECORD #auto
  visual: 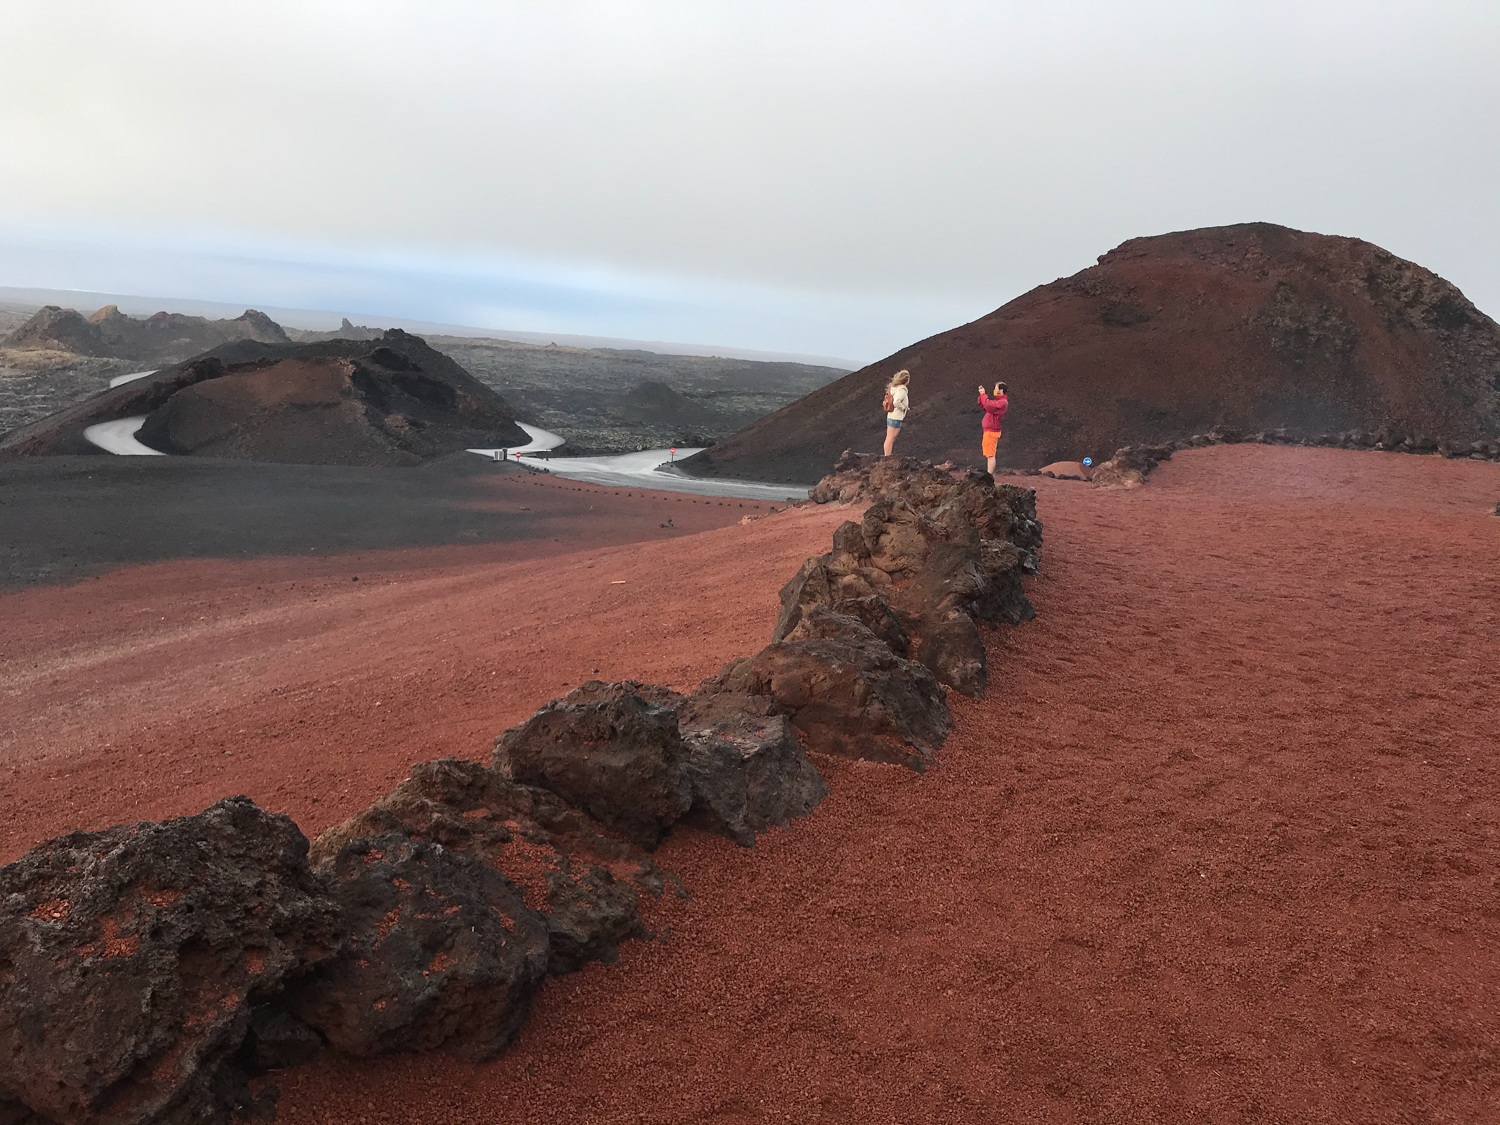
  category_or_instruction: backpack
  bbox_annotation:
[882,390,895,413]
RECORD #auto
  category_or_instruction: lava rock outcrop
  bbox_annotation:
[0,797,341,1125]
[493,679,828,850]
[0,330,528,464]
[704,605,954,770]
[682,222,1500,481]
[291,833,550,1062]
[494,682,696,849]
[779,453,1040,700]
[310,758,663,975]
[672,690,830,846]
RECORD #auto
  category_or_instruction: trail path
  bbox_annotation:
[81,416,163,455]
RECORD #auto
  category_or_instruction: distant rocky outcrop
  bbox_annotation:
[616,379,720,430]
[4,304,290,361]
[285,318,386,344]
[0,330,529,465]
[683,222,1500,481]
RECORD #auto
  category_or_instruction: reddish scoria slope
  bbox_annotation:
[685,222,1500,481]
[274,444,1500,1125]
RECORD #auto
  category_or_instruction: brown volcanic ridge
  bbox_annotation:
[683,222,1500,482]
[4,303,290,361]
[0,330,528,466]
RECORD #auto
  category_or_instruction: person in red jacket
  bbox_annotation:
[977,381,1008,474]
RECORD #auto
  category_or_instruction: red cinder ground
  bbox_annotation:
[5,445,1500,1123]
[0,473,826,855]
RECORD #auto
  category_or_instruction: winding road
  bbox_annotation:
[81,408,807,500]
[469,427,806,499]
[81,416,164,456]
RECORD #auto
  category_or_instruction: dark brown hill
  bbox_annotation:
[4,304,289,361]
[683,223,1500,482]
[0,331,527,466]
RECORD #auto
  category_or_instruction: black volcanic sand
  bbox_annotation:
[0,454,780,589]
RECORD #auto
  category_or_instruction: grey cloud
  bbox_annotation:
[0,0,1494,355]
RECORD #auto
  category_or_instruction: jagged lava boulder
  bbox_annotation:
[1090,442,1179,488]
[703,606,952,771]
[0,797,341,1125]
[493,681,827,850]
[312,758,664,975]
[810,453,1043,562]
[787,455,1039,696]
[673,690,828,846]
[291,833,549,1062]
[772,553,911,655]
[913,610,989,698]
[0,329,527,464]
[682,223,1500,480]
[494,682,694,850]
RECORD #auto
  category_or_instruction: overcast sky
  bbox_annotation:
[0,0,1495,362]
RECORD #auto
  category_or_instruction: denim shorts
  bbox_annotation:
[886,417,903,429]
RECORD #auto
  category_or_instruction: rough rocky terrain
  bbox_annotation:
[0,303,846,453]
[685,222,1500,481]
[0,352,143,436]
[0,458,1035,1121]
[3,445,1498,1122]
[0,331,528,466]
[427,335,845,454]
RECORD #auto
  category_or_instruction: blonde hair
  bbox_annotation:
[889,369,910,387]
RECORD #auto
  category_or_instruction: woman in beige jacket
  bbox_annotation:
[883,369,910,456]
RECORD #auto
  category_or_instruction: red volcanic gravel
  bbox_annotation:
[0,473,830,855]
[7,445,1500,1122]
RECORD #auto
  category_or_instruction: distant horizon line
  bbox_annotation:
[0,284,864,371]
